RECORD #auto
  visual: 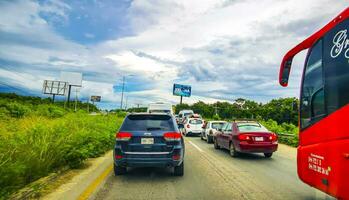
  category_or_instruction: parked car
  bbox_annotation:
[182,117,204,137]
[147,102,173,115]
[201,121,226,143]
[114,113,185,176]
[213,120,278,158]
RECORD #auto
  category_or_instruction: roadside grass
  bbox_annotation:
[0,113,122,199]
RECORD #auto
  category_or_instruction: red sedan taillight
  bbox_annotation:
[163,132,182,141]
[115,132,132,141]
[269,133,278,142]
[238,134,252,141]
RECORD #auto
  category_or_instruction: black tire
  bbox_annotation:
[114,164,126,176]
[229,143,239,157]
[264,153,273,158]
[214,138,220,149]
[174,162,184,176]
[207,135,213,144]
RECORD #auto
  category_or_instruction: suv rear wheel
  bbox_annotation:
[114,164,127,176]
[174,162,184,176]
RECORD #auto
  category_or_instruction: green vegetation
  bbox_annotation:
[0,93,122,198]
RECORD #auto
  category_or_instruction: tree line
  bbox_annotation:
[174,97,298,126]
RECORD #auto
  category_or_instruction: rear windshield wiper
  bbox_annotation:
[146,127,162,131]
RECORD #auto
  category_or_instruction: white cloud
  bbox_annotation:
[0,0,348,109]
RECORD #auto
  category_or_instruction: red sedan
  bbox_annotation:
[213,120,278,158]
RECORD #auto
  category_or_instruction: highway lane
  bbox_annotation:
[92,137,329,200]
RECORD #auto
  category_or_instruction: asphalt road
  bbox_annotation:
[92,137,330,200]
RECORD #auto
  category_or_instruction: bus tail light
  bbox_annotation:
[116,132,132,141]
[164,132,182,141]
[238,134,252,141]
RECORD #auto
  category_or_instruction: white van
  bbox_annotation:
[147,102,173,115]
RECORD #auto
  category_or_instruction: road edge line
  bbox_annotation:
[77,164,113,200]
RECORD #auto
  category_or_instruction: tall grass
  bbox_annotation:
[0,113,122,198]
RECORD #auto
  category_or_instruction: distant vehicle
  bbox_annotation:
[213,120,278,158]
[188,113,202,119]
[114,113,184,176]
[147,102,173,115]
[178,110,194,124]
[183,117,204,137]
[201,121,226,143]
[279,7,349,198]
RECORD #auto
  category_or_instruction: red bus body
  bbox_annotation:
[279,8,349,199]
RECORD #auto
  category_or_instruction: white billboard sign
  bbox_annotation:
[60,71,82,87]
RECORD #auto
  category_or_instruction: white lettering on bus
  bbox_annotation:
[331,29,349,59]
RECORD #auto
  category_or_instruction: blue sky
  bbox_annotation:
[0,0,347,109]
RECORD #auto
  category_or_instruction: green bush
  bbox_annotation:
[5,102,31,118]
[261,119,298,147]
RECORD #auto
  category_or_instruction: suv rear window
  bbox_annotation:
[120,115,175,131]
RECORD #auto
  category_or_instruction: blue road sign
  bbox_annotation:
[173,84,191,97]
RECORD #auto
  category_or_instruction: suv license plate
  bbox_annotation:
[141,138,154,145]
[255,137,264,141]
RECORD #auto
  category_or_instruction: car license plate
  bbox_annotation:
[255,137,264,141]
[141,138,154,145]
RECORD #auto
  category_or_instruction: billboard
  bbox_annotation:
[42,80,68,95]
[60,71,82,87]
[173,84,191,97]
[90,96,101,102]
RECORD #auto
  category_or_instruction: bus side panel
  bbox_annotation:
[298,140,349,199]
[297,144,330,195]
[326,139,349,199]
[298,105,349,199]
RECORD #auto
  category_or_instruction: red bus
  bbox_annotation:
[279,7,349,199]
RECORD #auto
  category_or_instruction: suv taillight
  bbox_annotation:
[163,132,181,141]
[116,132,132,141]
[238,134,252,141]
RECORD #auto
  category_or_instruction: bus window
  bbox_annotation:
[323,19,349,114]
[300,39,324,129]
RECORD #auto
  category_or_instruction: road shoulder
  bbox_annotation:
[42,151,113,200]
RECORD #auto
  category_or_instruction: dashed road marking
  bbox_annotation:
[188,140,204,153]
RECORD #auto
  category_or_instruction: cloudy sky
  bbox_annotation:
[0,0,347,109]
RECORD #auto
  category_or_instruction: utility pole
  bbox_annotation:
[120,76,125,110]
[67,85,72,106]
[180,96,183,104]
[125,96,128,110]
[74,88,78,112]
[87,99,89,113]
